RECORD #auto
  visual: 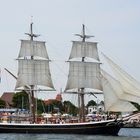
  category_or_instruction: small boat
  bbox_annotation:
[1,23,140,135]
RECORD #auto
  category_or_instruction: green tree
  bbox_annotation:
[0,99,6,108]
[12,92,51,115]
[12,91,29,110]
[100,101,104,105]
[50,100,64,114]
[86,100,97,107]
[131,102,140,111]
[36,99,46,114]
[63,101,78,116]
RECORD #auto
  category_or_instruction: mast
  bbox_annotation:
[66,24,96,122]
[78,24,93,122]
[16,22,55,124]
[75,24,94,42]
[65,24,102,122]
[25,22,39,123]
[25,22,40,41]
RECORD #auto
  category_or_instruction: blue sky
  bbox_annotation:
[0,0,140,104]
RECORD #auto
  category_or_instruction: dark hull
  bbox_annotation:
[0,120,123,135]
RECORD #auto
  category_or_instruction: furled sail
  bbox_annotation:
[101,70,137,112]
[65,61,102,91]
[69,41,99,61]
[103,54,140,97]
[18,40,49,59]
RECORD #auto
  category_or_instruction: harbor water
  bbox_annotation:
[0,128,140,140]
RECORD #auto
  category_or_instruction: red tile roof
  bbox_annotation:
[44,94,63,105]
[1,92,15,107]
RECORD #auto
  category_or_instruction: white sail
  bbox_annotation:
[66,24,139,113]
[18,40,49,59]
[101,70,137,112]
[103,54,140,97]
[15,59,54,89]
[101,69,140,105]
[65,61,102,91]
[69,41,99,61]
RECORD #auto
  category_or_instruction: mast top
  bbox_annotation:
[25,22,40,41]
[75,24,94,42]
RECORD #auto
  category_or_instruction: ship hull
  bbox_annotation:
[0,120,123,135]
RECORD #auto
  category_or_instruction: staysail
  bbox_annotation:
[101,69,138,111]
[103,54,140,98]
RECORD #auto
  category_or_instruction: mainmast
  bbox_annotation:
[75,24,94,42]
[65,24,102,122]
[76,24,94,122]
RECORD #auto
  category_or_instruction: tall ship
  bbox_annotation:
[0,23,140,135]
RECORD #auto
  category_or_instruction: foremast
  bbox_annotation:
[15,23,55,123]
[26,23,38,124]
[65,24,102,122]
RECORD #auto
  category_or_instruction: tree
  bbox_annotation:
[46,100,64,113]
[86,100,97,107]
[100,101,104,105]
[12,92,47,114]
[36,99,46,114]
[131,102,140,111]
[63,101,78,116]
[12,91,29,110]
[0,99,6,108]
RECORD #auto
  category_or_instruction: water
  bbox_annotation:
[0,128,140,140]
